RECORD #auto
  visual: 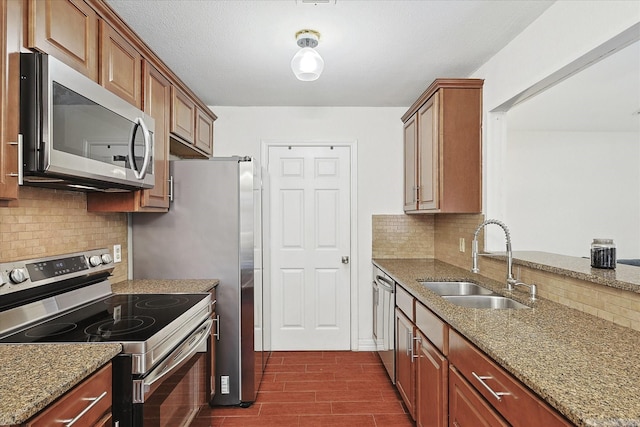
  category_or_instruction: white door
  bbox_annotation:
[268,145,351,350]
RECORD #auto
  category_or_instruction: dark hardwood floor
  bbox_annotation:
[191,351,414,426]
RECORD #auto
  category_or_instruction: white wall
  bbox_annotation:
[506,130,640,258]
[210,106,405,349]
[471,0,640,252]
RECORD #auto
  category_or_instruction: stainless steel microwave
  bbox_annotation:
[19,53,155,192]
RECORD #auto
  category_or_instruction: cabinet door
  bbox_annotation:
[449,366,509,427]
[416,331,447,427]
[141,61,171,209]
[195,107,214,155]
[403,114,418,211]
[171,86,196,144]
[395,308,416,420]
[417,92,439,211]
[25,363,112,427]
[100,19,142,108]
[28,0,98,80]
[0,0,20,202]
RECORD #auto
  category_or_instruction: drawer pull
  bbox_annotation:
[59,390,108,426]
[412,336,421,361]
[471,372,511,401]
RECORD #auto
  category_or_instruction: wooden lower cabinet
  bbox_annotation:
[449,366,509,427]
[393,283,574,427]
[24,362,112,427]
[416,330,448,427]
[449,330,573,427]
[395,308,416,419]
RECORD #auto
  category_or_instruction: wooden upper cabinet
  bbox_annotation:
[0,0,20,203]
[403,114,417,211]
[99,19,142,108]
[87,60,171,212]
[402,79,483,214]
[141,61,171,209]
[171,86,197,143]
[27,0,98,80]
[195,107,214,155]
[170,86,215,157]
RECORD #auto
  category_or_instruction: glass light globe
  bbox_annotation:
[291,47,324,81]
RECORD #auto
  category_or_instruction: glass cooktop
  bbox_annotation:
[0,293,209,344]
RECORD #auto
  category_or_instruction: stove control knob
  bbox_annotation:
[101,253,113,264]
[89,255,102,267]
[9,268,27,284]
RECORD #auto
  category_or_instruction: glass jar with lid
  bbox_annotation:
[590,238,616,269]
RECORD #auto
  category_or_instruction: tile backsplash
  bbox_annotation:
[0,187,128,283]
[373,212,640,332]
[372,214,434,259]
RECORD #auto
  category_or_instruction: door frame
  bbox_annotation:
[261,140,359,350]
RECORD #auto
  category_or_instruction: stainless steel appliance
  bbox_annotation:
[372,264,395,383]
[0,249,212,427]
[132,156,267,407]
[19,52,155,191]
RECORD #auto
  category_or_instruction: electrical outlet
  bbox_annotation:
[459,238,466,253]
[221,376,230,394]
[113,244,122,263]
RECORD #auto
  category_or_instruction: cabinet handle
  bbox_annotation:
[406,330,412,357]
[412,336,421,361]
[59,390,108,426]
[8,134,23,185]
[471,372,511,401]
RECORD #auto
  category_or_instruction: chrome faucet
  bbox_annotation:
[471,219,518,290]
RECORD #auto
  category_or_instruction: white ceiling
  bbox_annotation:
[105,0,554,107]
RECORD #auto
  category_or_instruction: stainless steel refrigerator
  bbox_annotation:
[131,156,266,407]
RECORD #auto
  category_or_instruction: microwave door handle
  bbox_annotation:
[128,118,151,180]
[137,117,152,179]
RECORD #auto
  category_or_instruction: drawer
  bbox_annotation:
[449,366,509,427]
[415,301,448,355]
[25,363,112,427]
[395,284,414,320]
[449,331,573,427]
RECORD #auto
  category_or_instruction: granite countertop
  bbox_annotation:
[373,258,640,427]
[509,251,640,294]
[0,344,121,426]
[111,278,218,294]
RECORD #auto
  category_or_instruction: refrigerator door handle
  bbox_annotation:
[168,175,174,202]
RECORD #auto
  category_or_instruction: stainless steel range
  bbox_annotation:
[0,249,212,427]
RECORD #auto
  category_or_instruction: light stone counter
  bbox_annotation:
[0,344,121,426]
[111,278,218,294]
[374,258,640,427]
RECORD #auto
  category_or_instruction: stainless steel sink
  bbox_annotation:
[442,295,530,309]
[420,281,496,296]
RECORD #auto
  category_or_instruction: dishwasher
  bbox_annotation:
[372,264,395,383]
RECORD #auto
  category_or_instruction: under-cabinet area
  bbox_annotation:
[374,258,640,427]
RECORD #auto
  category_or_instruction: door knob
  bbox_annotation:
[342,256,349,264]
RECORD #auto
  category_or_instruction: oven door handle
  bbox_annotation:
[134,319,213,403]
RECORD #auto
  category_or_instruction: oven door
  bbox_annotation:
[113,319,212,427]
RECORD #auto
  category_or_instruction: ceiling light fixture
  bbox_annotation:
[291,29,324,82]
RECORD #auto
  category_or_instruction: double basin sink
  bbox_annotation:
[420,281,530,309]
